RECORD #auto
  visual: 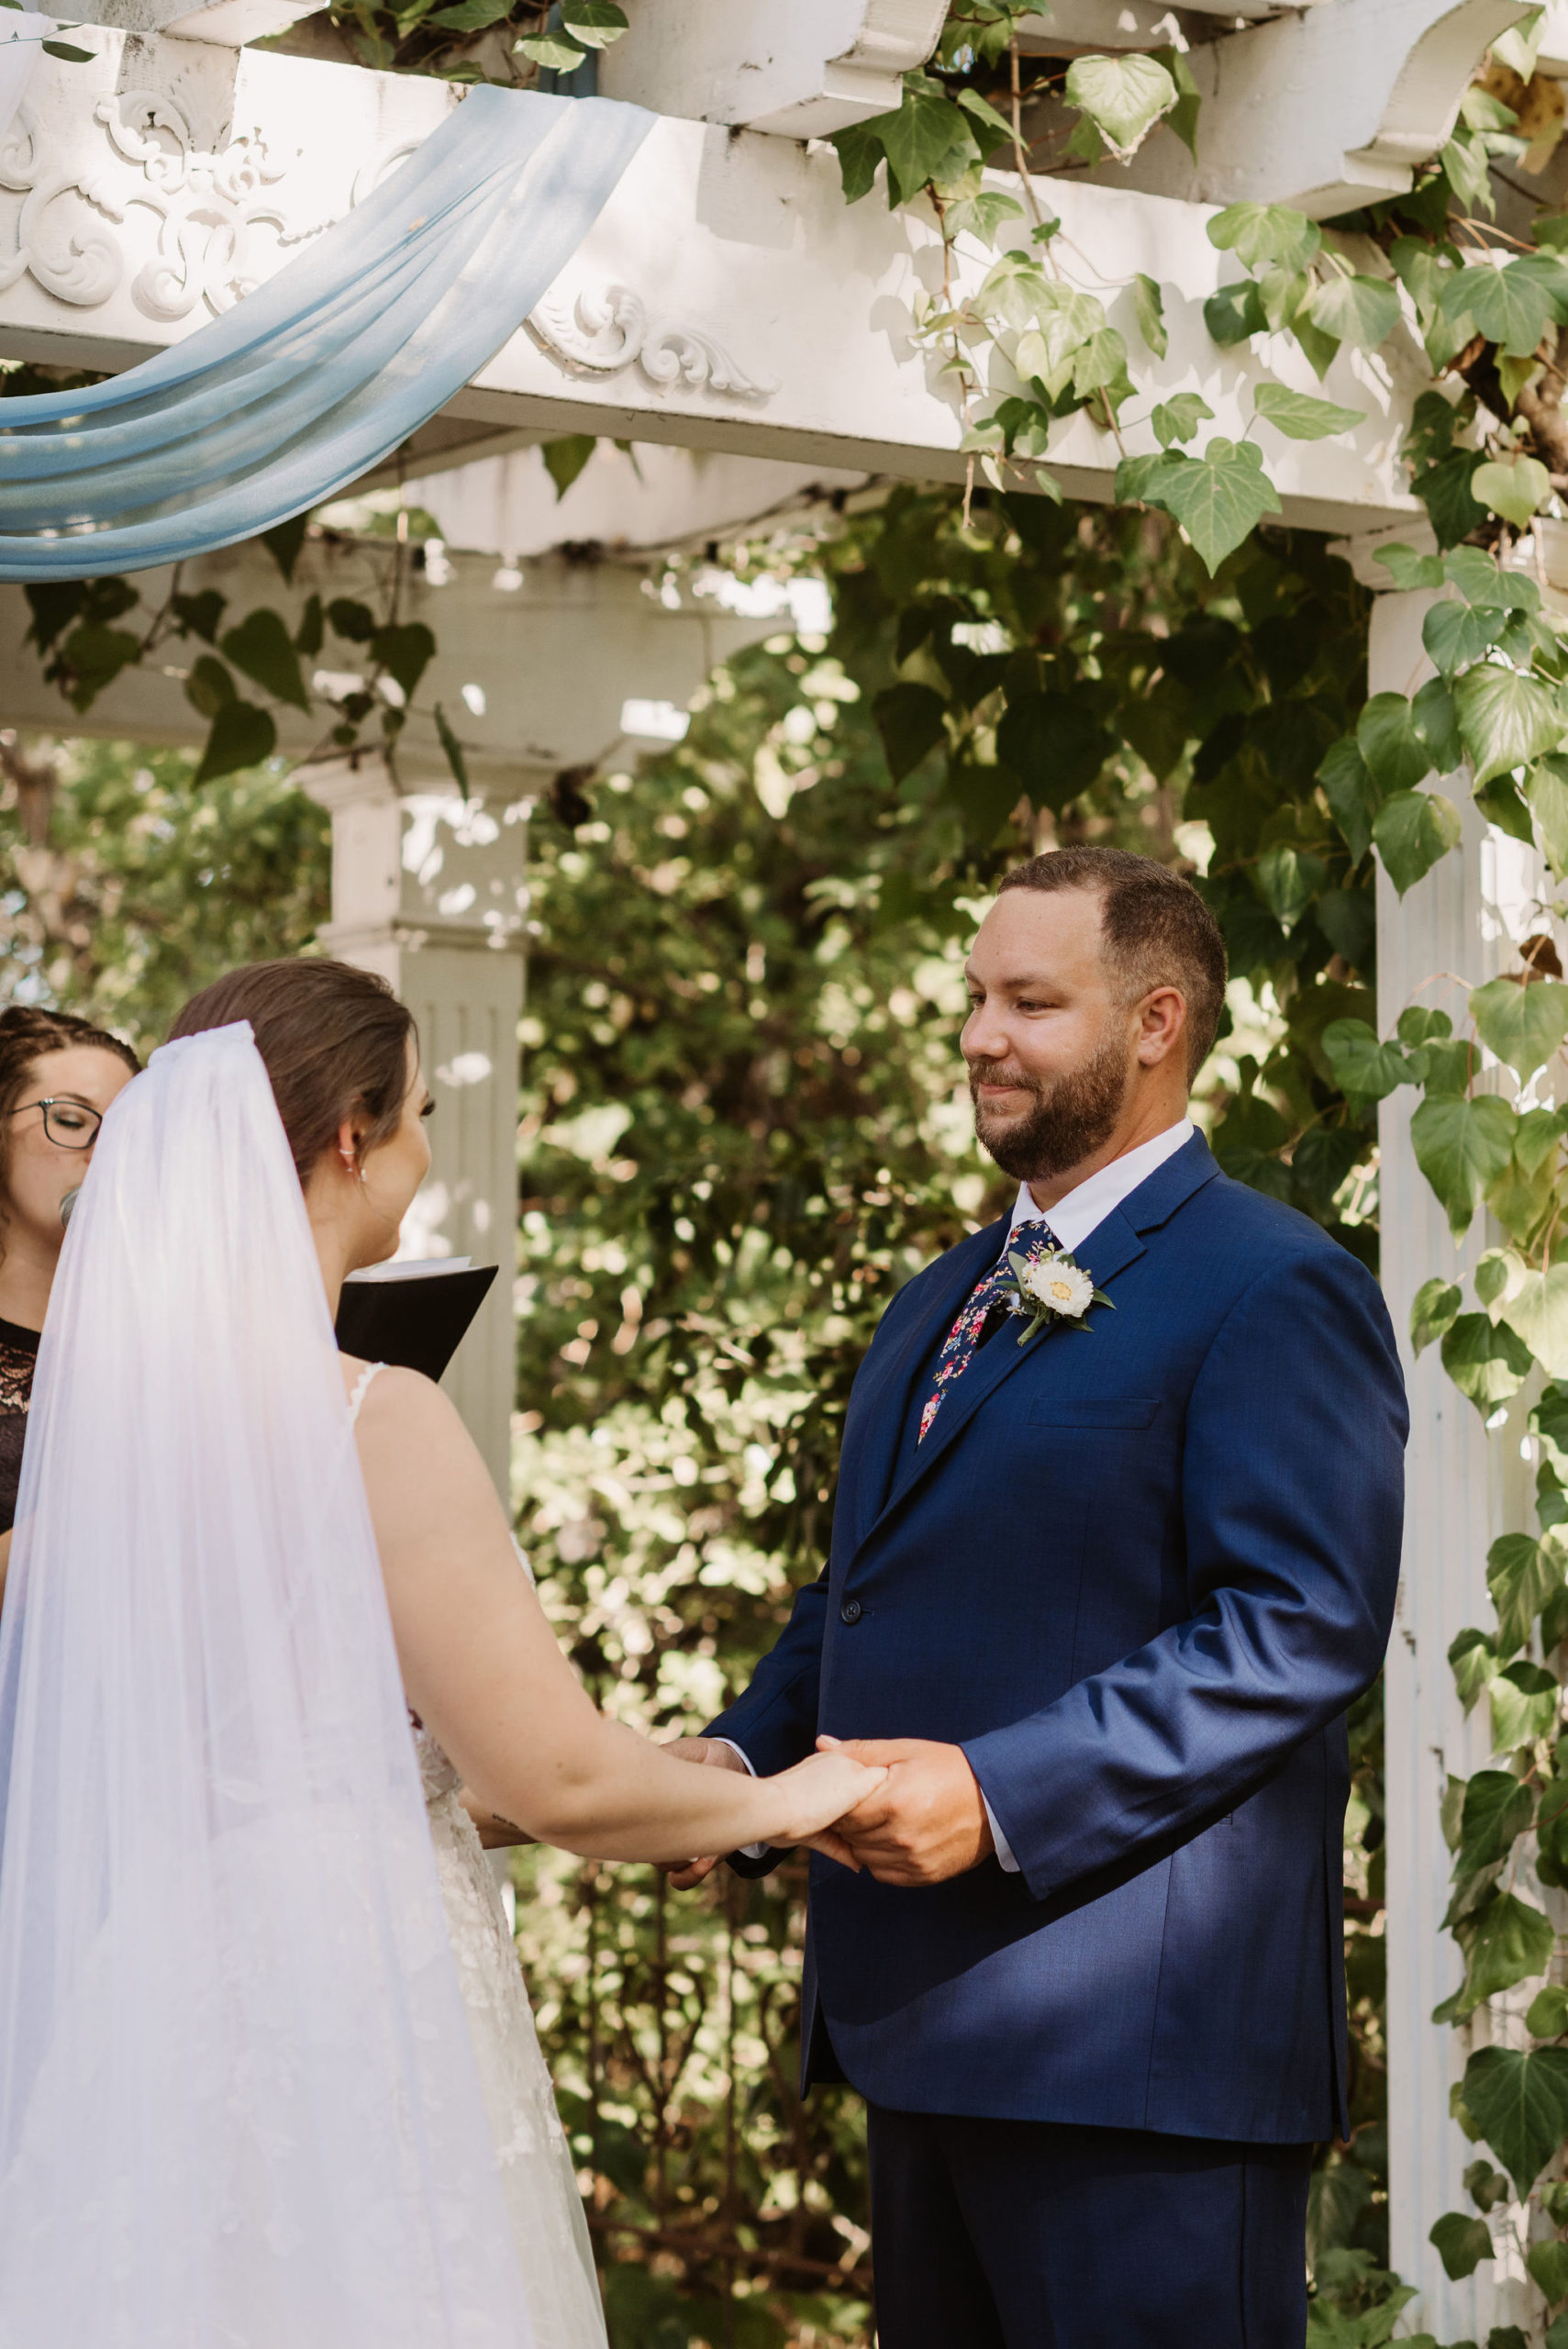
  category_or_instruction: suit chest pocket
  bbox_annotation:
[1028,1397,1160,1430]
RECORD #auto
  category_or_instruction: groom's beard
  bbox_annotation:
[968,1028,1129,1183]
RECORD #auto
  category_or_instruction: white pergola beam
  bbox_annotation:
[0,37,1426,537]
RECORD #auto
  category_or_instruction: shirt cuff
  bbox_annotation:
[982,1791,1019,1873]
[713,1739,768,1860]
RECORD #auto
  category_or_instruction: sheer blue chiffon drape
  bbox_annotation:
[0,88,651,579]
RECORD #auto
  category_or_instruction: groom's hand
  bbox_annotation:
[819,1736,994,1885]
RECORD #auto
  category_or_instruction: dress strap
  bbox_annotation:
[347,1360,387,1426]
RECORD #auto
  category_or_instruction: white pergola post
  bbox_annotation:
[1352,551,1548,2338]
[299,752,530,1497]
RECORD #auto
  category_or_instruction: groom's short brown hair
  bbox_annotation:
[996,847,1228,1081]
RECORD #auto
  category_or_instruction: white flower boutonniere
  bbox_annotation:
[1002,1248,1116,1349]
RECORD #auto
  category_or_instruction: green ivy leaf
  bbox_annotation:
[1375,542,1446,593]
[1527,2240,1568,2306]
[955,85,1016,150]
[1131,273,1167,359]
[218,608,310,713]
[327,598,377,644]
[1466,1889,1555,2001]
[1254,843,1326,932]
[1358,691,1435,794]
[293,594,324,661]
[369,622,435,702]
[1487,1534,1564,1655]
[1413,1094,1519,1235]
[1062,51,1175,160]
[1529,1984,1568,2038]
[1207,203,1321,274]
[427,0,515,28]
[1462,2044,1568,2197]
[1502,1263,1568,1376]
[543,435,596,498]
[434,702,470,793]
[1410,1275,1462,1353]
[1321,1017,1411,1102]
[1372,788,1462,894]
[558,0,628,42]
[183,654,236,721]
[1151,394,1212,449]
[1317,739,1381,863]
[1441,1308,1534,1406]
[1429,2210,1494,2280]
[1458,1765,1536,1869]
[1472,974,1568,1078]
[1423,597,1509,679]
[1445,545,1540,611]
[873,682,947,780]
[1451,1626,1501,1711]
[831,118,886,204]
[193,697,276,789]
[996,692,1112,811]
[515,29,587,69]
[1251,383,1362,440]
[1413,451,1488,550]
[873,82,980,204]
[1443,259,1556,356]
[1203,279,1268,347]
[1473,452,1554,528]
[1529,756,1568,874]
[1455,662,1565,786]
[1127,439,1281,575]
[1492,1659,1561,1752]
[1306,273,1401,351]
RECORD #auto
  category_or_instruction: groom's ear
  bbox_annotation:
[1135,985,1187,1068]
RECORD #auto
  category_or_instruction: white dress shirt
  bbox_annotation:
[724,1118,1196,1868]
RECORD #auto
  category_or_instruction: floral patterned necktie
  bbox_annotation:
[917,1218,1062,1444]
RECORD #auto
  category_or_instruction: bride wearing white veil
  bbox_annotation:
[0,963,878,2348]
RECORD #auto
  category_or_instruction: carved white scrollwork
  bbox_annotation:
[0,90,319,319]
[528,282,779,403]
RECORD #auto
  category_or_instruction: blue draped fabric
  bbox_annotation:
[0,87,652,579]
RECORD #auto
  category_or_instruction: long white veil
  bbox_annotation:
[0,1022,533,2346]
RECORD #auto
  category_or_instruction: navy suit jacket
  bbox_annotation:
[708,1133,1407,2143]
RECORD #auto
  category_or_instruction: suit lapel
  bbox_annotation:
[842,1219,1005,1549]
[871,1203,1149,1531]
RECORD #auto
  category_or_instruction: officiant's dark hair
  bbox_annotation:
[996,847,1228,1080]
[170,959,417,1186]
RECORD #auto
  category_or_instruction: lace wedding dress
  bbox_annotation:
[350,1362,606,2349]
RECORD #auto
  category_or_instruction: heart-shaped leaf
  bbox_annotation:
[1463,1889,1555,2001]
[1441,1309,1533,1406]
[1444,259,1556,356]
[1473,453,1553,528]
[1307,273,1401,351]
[1151,393,1211,449]
[193,698,276,789]
[1063,51,1176,160]
[1462,2044,1568,2197]
[1472,974,1568,1078]
[218,608,310,713]
[1317,739,1381,863]
[1413,1094,1518,1235]
[1487,1533,1565,1654]
[1321,1017,1411,1102]
[1358,692,1434,793]
[1429,2210,1494,2280]
[1132,439,1282,575]
[1456,663,1564,785]
[1458,1766,1536,1869]
[873,683,947,781]
[1503,1263,1568,1376]
[1373,788,1462,894]
[1423,596,1509,679]
[1410,1275,1462,1353]
[1492,1659,1560,1751]
[559,0,628,43]
[1207,203,1321,274]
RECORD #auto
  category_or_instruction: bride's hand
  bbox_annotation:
[766,1747,886,1858]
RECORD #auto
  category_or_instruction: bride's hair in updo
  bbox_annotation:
[169,960,416,1186]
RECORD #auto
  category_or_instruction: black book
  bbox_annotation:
[334,1259,498,1383]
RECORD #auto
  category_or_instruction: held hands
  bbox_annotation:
[653,1736,885,1887]
[657,1733,994,1891]
[814,1736,995,1887]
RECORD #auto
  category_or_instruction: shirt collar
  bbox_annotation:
[1003,1118,1195,1259]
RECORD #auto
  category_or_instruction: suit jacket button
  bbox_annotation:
[840,1598,862,1625]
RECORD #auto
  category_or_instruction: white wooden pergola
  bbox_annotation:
[1,1,1559,2326]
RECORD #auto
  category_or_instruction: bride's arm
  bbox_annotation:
[354,1369,879,1863]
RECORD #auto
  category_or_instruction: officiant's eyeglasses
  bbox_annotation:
[9,1097,104,1150]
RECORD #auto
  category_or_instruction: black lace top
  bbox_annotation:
[0,1318,39,1534]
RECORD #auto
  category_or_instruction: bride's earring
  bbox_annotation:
[340,1146,367,1189]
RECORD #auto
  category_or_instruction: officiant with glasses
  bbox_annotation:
[0,1007,138,1598]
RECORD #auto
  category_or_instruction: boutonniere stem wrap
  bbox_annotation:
[1003,1246,1116,1349]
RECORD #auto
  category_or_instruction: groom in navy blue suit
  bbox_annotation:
[667,846,1407,2347]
